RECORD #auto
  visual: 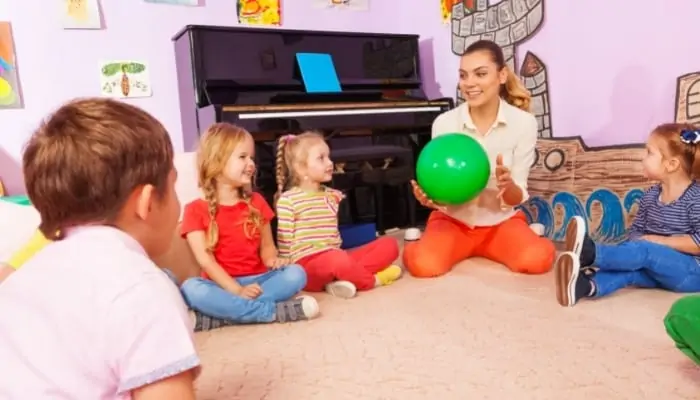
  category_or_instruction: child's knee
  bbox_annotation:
[507,238,556,274]
[403,244,452,278]
[376,235,400,260]
[180,277,208,304]
[280,264,308,289]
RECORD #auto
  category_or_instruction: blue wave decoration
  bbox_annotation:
[586,188,626,243]
[518,196,554,237]
[550,192,587,241]
[623,189,645,213]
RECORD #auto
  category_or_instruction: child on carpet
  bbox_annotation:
[556,123,700,307]
[275,132,401,299]
[0,98,200,398]
[179,123,319,325]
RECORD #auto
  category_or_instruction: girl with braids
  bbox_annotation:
[180,123,319,324]
[275,132,401,299]
[558,124,700,307]
[404,39,556,278]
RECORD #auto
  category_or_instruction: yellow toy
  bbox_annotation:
[7,229,52,269]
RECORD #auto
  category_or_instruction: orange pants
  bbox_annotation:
[403,211,555,277]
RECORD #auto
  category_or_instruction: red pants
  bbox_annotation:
[403,211,555,278]
[298,236,400,291]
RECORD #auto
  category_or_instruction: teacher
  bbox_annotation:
[403,39,555,278]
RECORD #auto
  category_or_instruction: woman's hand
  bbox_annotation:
[410,180,446,212]
[494,154,514,198]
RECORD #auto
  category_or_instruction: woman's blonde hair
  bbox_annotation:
[274,131,326,202]
[197,122,263,251]
[463,40,531,112]
[652,123,700,179]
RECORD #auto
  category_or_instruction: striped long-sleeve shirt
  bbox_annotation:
[629,182,700,259]
[276,187,344,262]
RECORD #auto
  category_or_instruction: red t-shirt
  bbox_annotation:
[180,192,274,278]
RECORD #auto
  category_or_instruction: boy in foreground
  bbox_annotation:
[0,98,200,399]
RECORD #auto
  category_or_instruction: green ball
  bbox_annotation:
[415,133,491,205]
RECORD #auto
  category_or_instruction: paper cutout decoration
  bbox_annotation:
[99,61,152,99]
[144,0,198,5]
[441,0,461,23]
[295,53,341,93]
[0,22,22,109]
[312,0,369,10]
[62,0,102,29]
[237,0,282,26]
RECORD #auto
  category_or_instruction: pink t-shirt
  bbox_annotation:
[0,226,200,399]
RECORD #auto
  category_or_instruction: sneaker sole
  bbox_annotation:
[325,282,357,299]
[555,252,579,307]
[565,215,585,257]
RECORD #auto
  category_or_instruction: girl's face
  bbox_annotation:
[458,50,507,108]
[642,134,681,180]
[302,141,334,184]
[222,135,256,186]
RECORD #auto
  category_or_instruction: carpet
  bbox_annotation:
[192,256,700,399]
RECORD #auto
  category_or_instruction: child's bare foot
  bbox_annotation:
[325,280,357,298]
[375,265,403,287]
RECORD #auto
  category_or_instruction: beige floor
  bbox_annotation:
[192,253,700,400]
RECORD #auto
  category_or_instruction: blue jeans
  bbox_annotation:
[592,240,700,297]
[180,265,307,324]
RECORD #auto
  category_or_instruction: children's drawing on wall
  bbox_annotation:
[450,0,549,137]
[520,52,552,138]
[0,22,22,109]
[441,0,461,24]
[99,61,152,99]
[237,0,282,26]
[674,71,700,125]
[62,0,103,29]
[144,0,198,4]
[312,0,369,11]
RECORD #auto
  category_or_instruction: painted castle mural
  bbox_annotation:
[447,0,700,244]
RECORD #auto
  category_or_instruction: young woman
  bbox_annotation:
[404,39,555,278]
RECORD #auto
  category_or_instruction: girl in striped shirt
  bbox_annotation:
[275,132,402,298]
[556,123,700,307]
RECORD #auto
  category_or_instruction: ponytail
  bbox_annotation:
[500,67,531,112]
[274,135,293,205]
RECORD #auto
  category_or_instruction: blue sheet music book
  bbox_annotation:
[295,52,342,93]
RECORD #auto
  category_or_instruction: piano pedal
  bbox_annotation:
[334,163,346,174]
[381,158,394,170]
[361,161,373,171]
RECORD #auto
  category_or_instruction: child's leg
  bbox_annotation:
[665,296,700,365]
[474,212,556,274]
[403,211,481,278]
[180,277,316,324]
[300,249,378,292]
[594,241,700,291]
[347,236,400,273]
[236,264,307,302]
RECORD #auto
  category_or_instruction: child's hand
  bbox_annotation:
[265,256,289,269]
[239,283,263,299]
[410,180,446,212]
[641,235,668,245]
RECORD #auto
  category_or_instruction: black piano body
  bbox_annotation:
[172,24,453,228]
[172,24,452,149]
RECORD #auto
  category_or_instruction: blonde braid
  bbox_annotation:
[240,186,263,238]
[202,180,219,251]
[274,135,291,205]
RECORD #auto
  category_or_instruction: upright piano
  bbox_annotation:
[171,24,453,150]
[172,25,452,228]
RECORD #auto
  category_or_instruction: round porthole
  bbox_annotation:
[544,149,565,172]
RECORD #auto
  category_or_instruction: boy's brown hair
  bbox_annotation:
[23,98,174,239]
